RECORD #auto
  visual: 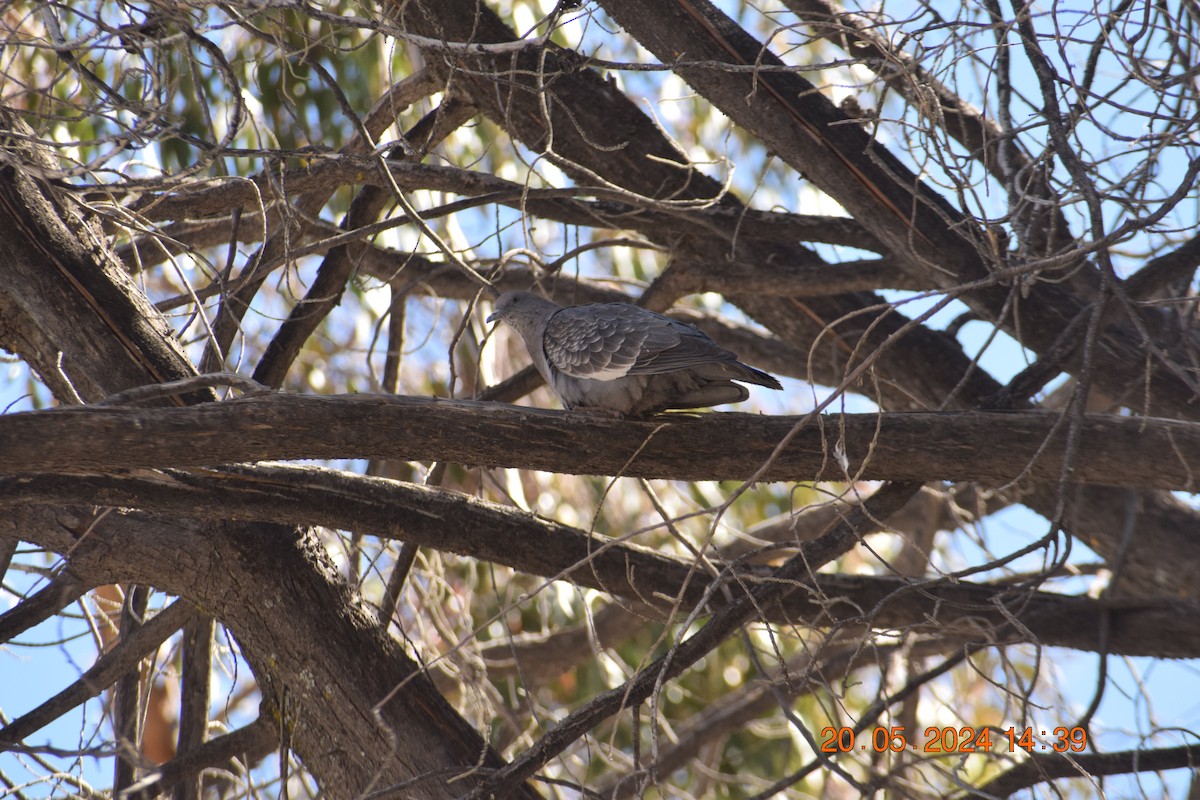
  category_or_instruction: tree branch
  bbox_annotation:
[969,743,1200,798]
[0,507,542,800]
[1,395,1197,490]
[128,159,884,254]
[0,571,89,646]
[470,480,924,797]
[121,714,276,799]
[1124,234,1200,301]
[173,615,214,800]
[0,599,195,748]
[2,485,1197,655]
[594,0,1200,419]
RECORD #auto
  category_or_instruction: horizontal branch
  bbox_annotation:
[0,394,1196,490]
[131,158,885,253]
[2,466,1197,659]
[971,742,1200,798]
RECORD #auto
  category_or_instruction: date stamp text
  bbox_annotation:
[819,726,1088,754]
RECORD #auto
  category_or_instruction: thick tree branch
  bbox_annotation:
[3,472,1196,659]
[1,394,1196,490]
[0,507,541,800]
[594,0,1200,419]
[0,108,210,406]
[1125,234,1200,301]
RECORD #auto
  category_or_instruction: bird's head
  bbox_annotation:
[486,291,559,337]
[486,290,530,324]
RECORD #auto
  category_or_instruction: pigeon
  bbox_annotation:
[487,290,783,416]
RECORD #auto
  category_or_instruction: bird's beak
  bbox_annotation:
[486,311,499,324]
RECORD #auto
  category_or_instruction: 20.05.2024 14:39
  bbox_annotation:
[819,725,1088,754]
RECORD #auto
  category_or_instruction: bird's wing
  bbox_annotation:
[543,304,735,380]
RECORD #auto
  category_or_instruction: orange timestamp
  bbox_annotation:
[819,725,1088,754]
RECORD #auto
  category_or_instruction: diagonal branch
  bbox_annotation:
[252,99,478,389]
[196,69,442,374]
[0,599,195,748]
[1124,233,1200,301]
[0,506,543,800]
[782,0,1076,258]
[0,571,89,646]
[594,0,1200,419]
[0,108,210,406]
[122,715,276,799]
[469,480,924,797]
[2,491,1197,659]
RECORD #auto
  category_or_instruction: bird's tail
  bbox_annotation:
[693,361,783,389]
[731,361,783,390]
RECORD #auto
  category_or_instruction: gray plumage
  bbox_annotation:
[487,291,783,415]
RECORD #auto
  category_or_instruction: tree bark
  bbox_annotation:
[1,395,1195,490]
